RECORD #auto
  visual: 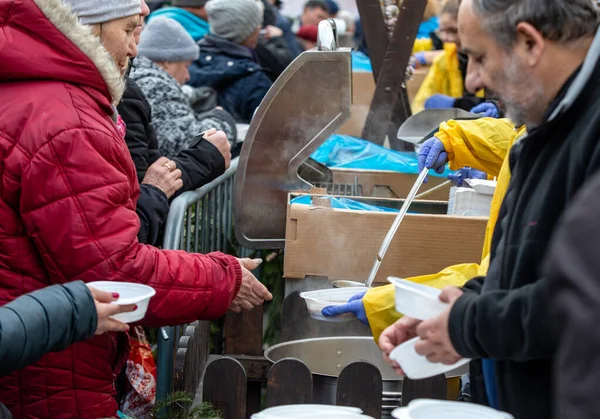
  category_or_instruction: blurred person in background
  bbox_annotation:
[148,0,210,41]
[324,0,339,17]
[256,0,298,79]
[120,1,234,246]
[289,0,330,34]
[131,17,236,158]
[189,0,274,123]
[296,25,319,50]
[0,0,271,417]
[412,0,486,113]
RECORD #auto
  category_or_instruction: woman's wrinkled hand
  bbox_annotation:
[142,157,183,198]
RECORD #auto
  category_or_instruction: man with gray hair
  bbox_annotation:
[379,1,600,418]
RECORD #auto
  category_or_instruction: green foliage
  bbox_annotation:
[149,392,223,419]
[260,250,284,346]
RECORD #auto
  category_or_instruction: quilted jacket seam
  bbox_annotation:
[45,136,118,273]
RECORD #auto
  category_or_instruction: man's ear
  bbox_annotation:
[515,22,545,67]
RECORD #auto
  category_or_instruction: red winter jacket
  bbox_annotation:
[0,0,242,417]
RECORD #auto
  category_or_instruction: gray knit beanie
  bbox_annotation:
[138,17,200,62]
[206,0,264,44]
[172,0,209,6]
[61,0,141,25]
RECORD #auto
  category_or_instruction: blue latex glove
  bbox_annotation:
[470,102,500,118]
[415,52,427,67]
[321,292,369,327]
[424,94,456,109]
[418,138,448,184]
[448,167,488,186]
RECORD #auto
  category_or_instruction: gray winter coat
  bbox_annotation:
[0,281,97,377]
[130,56,236,158]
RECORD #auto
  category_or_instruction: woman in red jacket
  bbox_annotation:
[0,0,271,417]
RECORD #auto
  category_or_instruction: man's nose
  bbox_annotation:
[465,63,485,94]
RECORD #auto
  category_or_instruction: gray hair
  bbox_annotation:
[471,0,600,47]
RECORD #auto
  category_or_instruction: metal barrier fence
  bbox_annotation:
[156,157,251,401]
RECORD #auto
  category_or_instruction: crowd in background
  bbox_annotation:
[3,0,600,419]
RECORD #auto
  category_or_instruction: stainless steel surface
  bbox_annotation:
[414,180,452,200]
[317,19,338,51]
[265,337,400,380]
[235,47,352,249]
[265,337,402,413]
[281,290,371,341]
[332,280,366,288]
[396,109,480,145]
[365,168,429,287]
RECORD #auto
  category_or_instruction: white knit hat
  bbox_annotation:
[138,17,200,62]
[61,0,141,25]
[206,0,264,44]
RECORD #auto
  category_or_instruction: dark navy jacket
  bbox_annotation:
[189,35,273,123]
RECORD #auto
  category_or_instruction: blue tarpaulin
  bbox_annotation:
[352,51,373,73]
[311,134,451,177]
[290,195,399,212]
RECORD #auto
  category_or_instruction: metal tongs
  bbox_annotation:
[365,168,429,287]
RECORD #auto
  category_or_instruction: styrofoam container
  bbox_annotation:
[251,405,366,418]
[87,281,156,323]
[393,399,514,419]
[389,337,470,380]
[300,287,368,322]
[387,277,448,320]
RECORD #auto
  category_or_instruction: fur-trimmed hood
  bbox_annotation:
[0,0,124,105]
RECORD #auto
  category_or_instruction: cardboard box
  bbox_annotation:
[284,195,487,284]
[337,104,369,137]
[331,168,452,201]
[406,68,429,103]
[352,72,376,105]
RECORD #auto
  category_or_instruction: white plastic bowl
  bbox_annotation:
[251,405,365,418]
[299,287,369,322]
[87,281,156,323]
[391,399,514,419]
[387,277,448,320]
[389,337,470,380]
[391,407,411,419]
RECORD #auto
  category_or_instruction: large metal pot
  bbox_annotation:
[265,337,402,418]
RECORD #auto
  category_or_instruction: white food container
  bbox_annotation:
[252,405,369,418]
[87,281,156,323]
[387,277,447,320]
[392,399,514,419]
[300,287,368,322]
[389,337,470,380]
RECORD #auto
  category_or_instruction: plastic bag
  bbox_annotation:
[311,134,451,177]
[120,327,157,418]
[290,195,399,212]
[352,51,373,73]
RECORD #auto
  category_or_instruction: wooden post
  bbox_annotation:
[402,375,448,406]
[267,358,313,407]
[203,357,247,419]
[173,321,211,411]
[337,362,383,418]
[224,307,264,417]
[361,0,427,146]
